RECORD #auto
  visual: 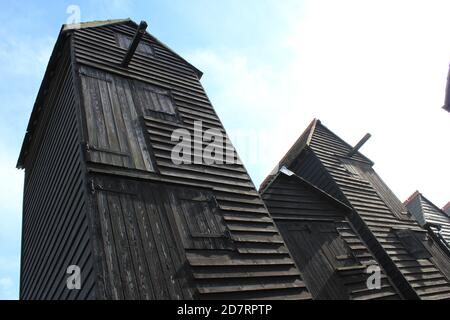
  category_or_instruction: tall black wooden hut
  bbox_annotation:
[17,19,310,300]
[260,119,450,299]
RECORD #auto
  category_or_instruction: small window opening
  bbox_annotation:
[116,33,153,56]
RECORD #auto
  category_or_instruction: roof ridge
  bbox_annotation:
[311,121,374,165]
[404,190,421,206]
[62,18,132,31]
[420,193,450,218]
[443,201,450,214]
[258,118,318,192]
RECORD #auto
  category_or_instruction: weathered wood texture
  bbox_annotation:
[405,192,450,249]
[19,40,94,299]
[261,119,450,300]
[18,19,310,300]
[262,174,400,300]
[71,20,309,300]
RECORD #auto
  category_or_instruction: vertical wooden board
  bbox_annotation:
[181,198,212,249]
[80,75,100,163]
[113,78,147,170]
[118,193,155,299]
[141,188,182,299]
[179,191,209,249]
[205,196,228,249]
[88,74,111,164]
[106,77,133,167]
[122,81,155,171]
[96,191,124,299]
[143,187,184,299]
[154,187,194,299]
[131,194,170,298]
[150,91,162,112]
[315,224,357,268]
[105,192,139,299]
[280,222,349,299]
[97,77,126,166]
[167,191,194,250]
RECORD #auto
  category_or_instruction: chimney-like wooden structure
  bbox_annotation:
[17,19,309,300]
[443,64,450,112]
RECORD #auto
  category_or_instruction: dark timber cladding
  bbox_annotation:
[260,119,450,300]
[261,173,400,300]
[18,36,94,299]
[404,192,450,250]
[17,19,309,300]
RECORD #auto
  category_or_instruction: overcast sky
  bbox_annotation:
[0,0,449,299]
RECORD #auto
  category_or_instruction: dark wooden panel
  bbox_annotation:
[91,176,194,299]
[279,221,350,300]
[79,66,154,171]
[20,40,94,300]
[262,174,400,300]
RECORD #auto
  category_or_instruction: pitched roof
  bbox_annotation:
[405,191,450,247]
[260,119,373,193]
[17,18,202,168]
[62,18,131,31]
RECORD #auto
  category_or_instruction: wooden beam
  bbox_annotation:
[443,64,450,112]
[121,20,148,68]
[347,133,371,157]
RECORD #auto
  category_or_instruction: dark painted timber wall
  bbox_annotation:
[261,174,400,300]
[18,19,310,300]
[19,39,94,299]
[304,121,450,299]
[260,119,450,300]
[405,192,450,248]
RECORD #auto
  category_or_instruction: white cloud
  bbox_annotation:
[188,0,450,205]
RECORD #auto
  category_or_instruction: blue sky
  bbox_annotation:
[1,0,449,300]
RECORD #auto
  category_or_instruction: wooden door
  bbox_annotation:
[280,221,350,299]
[92,178,194,299]
[168,188,233,250]
[79,66,154,171]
